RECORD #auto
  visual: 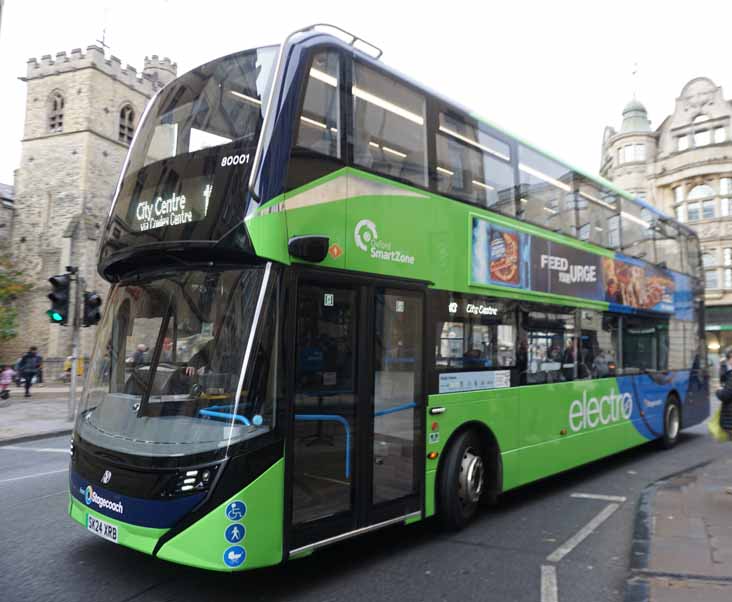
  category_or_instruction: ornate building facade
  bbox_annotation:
[601,77,732,364]
[2,46,176,366]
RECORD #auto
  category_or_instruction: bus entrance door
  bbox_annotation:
[289,280,423,553]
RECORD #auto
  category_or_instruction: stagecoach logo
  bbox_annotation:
[101,470,112,485]
[569,389,633,433]
[82,485,124,515]
[354,219,415,265]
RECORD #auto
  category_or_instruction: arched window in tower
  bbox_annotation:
[49,92,64,133]
[119,105,135,144]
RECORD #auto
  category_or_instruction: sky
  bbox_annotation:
[1,0,732,185]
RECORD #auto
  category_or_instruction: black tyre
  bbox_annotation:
[437,430,486,530]
[660,397,681,449]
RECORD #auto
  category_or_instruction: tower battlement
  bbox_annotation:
[25,46,177,94]
[143,54,178,87]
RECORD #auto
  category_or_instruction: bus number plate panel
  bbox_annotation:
[87,514,118,543]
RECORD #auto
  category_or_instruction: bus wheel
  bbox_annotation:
[660,396,681,449]
[438,430,485,530]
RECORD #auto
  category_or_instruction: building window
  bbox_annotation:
[688,184,715,200]
[722,178,732,195]
[702,251,716,268]
[722,198,731,217]
[677,135,689,151]
[49,91,64,133]
[703,199,716,219]
[694,129,711,147]
[725,269,732,289]
[706,270,719,289]
[687,201,700,221]
[724,248,732,266]
[714,127,726,144]
[675,205,685,222]
[620,144,646,163]
[119,105,135,144]
[693,114,709,124]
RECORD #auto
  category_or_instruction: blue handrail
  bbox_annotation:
[374,402,417,417]
[294,414,351,479]
[199,409,251,426]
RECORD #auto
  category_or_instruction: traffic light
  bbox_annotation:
[82,291,103,327]
[47,273,71,325]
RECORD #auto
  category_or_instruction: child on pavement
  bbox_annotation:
[0,365,15,400]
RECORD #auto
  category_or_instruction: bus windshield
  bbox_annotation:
[76,267,278,458]
[108,46,278,238]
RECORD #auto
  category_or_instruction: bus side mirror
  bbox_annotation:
[288,235,330,263]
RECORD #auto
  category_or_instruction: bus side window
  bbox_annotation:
[352,61,427,188]
[521,309,576,385]
[517,145,575,238]
[435,113,515,216]
[295,50,341,158]
[431,294,516,393]
[622,316,669,373]
[578,310,619,379]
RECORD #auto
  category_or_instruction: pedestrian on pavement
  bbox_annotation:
[720,350,732,384]
[18,346,42,398]
[712,369,732,495]
[0,365,15,401]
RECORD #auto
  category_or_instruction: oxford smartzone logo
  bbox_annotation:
[82,485,124,515]
[354,219,415,265]
[568,389,633,432]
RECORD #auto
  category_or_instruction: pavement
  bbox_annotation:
[626,453,732,601]
[0,393,75,443]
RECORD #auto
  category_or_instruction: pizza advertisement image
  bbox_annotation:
[489,228,521,286]
[470,217,526,289]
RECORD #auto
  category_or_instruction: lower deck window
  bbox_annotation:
[432,293,516,393]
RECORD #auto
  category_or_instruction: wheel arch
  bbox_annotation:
[667,388,683,424]
[436,420,503,504]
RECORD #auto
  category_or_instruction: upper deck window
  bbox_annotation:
[436,113,515,215]
[518,146,575,236]
[295,50,340,158]
[137,47,278,168]
[352,61,427,187]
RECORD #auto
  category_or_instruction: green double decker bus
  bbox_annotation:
[69,25,708,571]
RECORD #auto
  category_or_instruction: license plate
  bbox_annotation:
[87,514,118,543]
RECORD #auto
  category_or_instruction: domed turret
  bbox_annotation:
[621,98,651,133]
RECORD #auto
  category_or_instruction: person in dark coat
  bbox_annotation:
[18,347,42,398]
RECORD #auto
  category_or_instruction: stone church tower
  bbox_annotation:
[4,46,177,366]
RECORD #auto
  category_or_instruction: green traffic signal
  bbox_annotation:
[47,273,71,325]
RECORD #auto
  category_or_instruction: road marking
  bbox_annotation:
[571,493,627,503]
[547,503,620,563]
[540,565,558,602]
[0,446,68,454]
[0,468,68,484]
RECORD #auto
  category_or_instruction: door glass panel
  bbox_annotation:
[373,290,422,505]
[293,284,357,525]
